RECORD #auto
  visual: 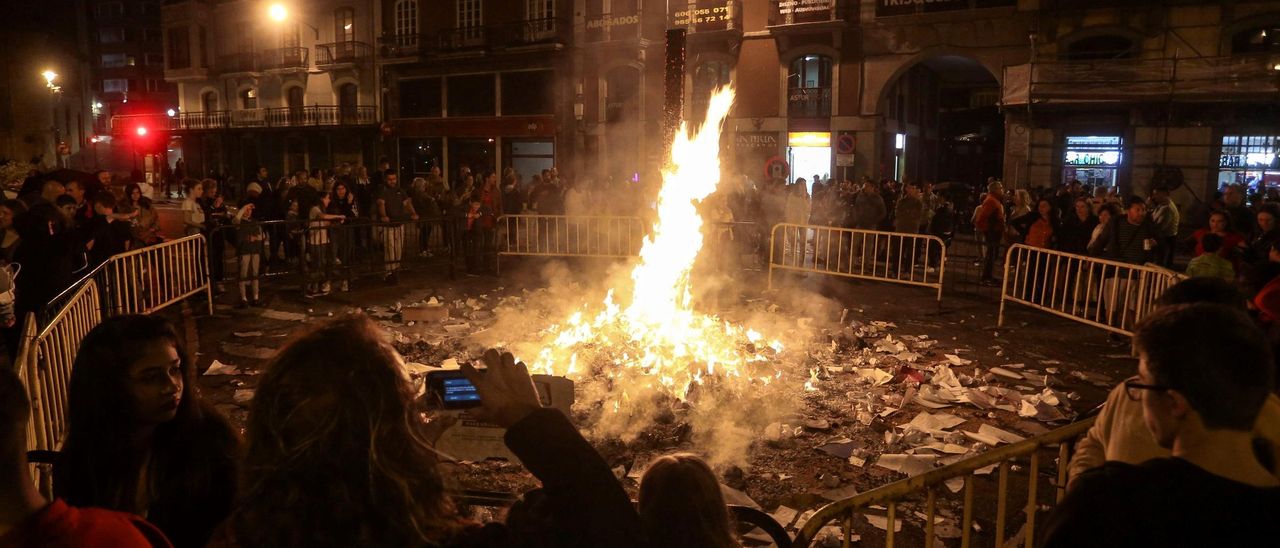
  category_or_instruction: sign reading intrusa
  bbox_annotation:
[735,132,780,152]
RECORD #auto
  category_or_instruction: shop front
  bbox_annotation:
[1062,135,1123,187]
[1218,134,1280,191]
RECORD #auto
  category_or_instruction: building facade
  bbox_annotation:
[0,0,94,170]
[154,0,380,181]
[377,0,571,182]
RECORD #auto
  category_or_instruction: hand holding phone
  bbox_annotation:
[461,349,542,428]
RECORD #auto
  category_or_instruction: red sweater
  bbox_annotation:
[975,194,1006,233]
[0,499,172,548]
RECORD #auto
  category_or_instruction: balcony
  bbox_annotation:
[215,52,259,75]
[769,0,849,27]
[261,47,309,72]
[164,64,208,82]
[110,106,377,133]
[787,87,831,118]
[1002,54,1280,105]
[317,41,373,67]
[378,18,566,58]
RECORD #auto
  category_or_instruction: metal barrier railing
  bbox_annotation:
[998,245,1187,336]
[17,281,103,458]
[103,234,212,316]
[208,217,465,285]
[767,224,947,303]
[793,418,1095,548]
[494,214,646,273]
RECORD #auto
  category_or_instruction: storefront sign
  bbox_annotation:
[735,132,779,152]
[789,132,831,148]
[1220,153,1277,169]
[585,13,640,30]
[777,0,833,16]
[877,0,1015,18]
[672,2,733,26]
[1064,151,1120,167]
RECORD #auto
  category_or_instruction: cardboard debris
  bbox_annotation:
[989,367,1023,379]
[719,484,760,510]
[962,430,1002,446]
[904,411,966,434]
[816,438,860,459]
[977,424,1026,444]
[864,514,903,533]
[821,483,859,501]
[945,354,971,366]
[855,368,893,386]
[232,331,263,338]
[233,389,254,404]
[442,323,472,334]
[403,305,450,323]
[203,359,239,376]
[944,476,965,493]
[876,454,936,476]
[770,506,799,528]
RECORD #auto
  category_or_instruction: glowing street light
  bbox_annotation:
[268,3,288,21]
[41,70,57,86]
[167,108,177,117]
[136,126,148,136]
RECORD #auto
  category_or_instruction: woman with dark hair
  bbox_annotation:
[326,180,359,292]
[215,315,642,548]
[119,183,163,247]
[1058,197,1098,255]
[1010,198,1060,249]
[639,453,740,548]
[54,315,240,548]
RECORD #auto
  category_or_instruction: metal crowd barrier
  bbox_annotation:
[494,214,646,273]
[792,418,1095,548]
[208,217,466,286]
[14,283,104,493]
[998,245,1188,337]
[767,224,947,303]
[43,234,213,322]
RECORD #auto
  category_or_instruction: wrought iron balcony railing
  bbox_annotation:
[260,47,309,71]
[110,106,377,133]
[316,41,373,66]
[379,18,566,57]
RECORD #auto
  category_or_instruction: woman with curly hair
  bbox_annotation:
[214,315,642,548]
[54,315,240,548]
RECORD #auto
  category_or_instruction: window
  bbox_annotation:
[394,0,418,44]
[787,55,832,118]
[458,0,482,38]
[334,7,355,42]
[145,79,167,92]
[1063,135,1123,187]
[282,24,301,48]
[1232,27,1280,55]
[99,28,125,43]
[145,53,164,66]
[447,74,495,116]
[235,24,254,53]
[167,27,191,69]
[103,79,128,93]
[240,88,258,110]
[501,71,553,115]
[527,0,554,23]
[399,78,442,117]
[101,53,128,68]
[95,2,124,18]
[1219,135,1280,191]
[144,28,161,43]
[201,91,218,112]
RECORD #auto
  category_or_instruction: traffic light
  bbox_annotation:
[136,126,148,137]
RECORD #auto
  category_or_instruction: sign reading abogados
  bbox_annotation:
[586,13,641,30]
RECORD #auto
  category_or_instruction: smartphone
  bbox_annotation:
[426,370,482,409]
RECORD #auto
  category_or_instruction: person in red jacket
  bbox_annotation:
[0,368,171,548]
[975,180,1007,285]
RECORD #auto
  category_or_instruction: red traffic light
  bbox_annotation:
[136,126,148,136]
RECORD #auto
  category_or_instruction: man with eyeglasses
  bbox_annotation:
[1066,278,1280,487]
[1040,303,1280,547]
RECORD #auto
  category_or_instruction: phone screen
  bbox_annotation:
[441,377,480,405]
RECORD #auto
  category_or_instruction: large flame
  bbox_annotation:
[522,87,796,443]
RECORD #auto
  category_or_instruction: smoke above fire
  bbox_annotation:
[488,87,816,465]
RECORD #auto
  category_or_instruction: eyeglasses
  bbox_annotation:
[1123,376,1168,401]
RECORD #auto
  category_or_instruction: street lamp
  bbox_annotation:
[42,69,64,167]
[268,3,319,40]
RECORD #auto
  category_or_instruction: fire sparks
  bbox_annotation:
[520,87,798,441]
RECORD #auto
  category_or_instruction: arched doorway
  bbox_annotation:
[878,55,1001,187]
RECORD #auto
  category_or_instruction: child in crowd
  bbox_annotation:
[1186,233,1235,282]
[234,204,264,308]
[305,193,345,297]
[638,453,741,548]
